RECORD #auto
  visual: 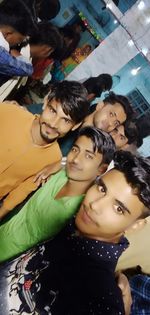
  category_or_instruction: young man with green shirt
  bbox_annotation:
[0,126,115,262]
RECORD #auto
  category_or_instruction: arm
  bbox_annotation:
[117,273,132,315]
[33,161,62,187]
[0,47,33,77]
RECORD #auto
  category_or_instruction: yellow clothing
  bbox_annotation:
[0,103,62,210]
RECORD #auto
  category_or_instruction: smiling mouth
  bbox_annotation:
[43,123,58,135]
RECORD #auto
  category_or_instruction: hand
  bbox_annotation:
[10,49,21,57]
[117,272,132,315]
[33,162,61,187]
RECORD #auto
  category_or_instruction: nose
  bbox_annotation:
[50,116,60,129]
[89,193,106,214]
[72,152,82,164]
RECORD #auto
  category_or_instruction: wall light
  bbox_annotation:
[106,3,113,10]
[114,19,118,24]
[142,47,148,56]
[128,40,134,47]
[131,67,141,76]
[138,1,145,10]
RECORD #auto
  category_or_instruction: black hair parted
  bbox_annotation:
[113,150,150,211]
[47,81,90,124]
[77,126,116,164]
[104,92,134,121]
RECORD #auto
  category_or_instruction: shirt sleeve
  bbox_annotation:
[0,47,33,77]
[2,175,38,211]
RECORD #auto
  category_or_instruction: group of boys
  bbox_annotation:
[0,1,150,314]
[0,77,150,314]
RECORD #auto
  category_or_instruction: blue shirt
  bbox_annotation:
[0,46,33,86]
[130,275,150,314]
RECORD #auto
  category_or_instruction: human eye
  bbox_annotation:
[63,118,71,124]
[71,146,78,153]
[97,184,106,194]
[48,105,55,113]
[120,135,125,141]
[85,153,93,159]
[114,205,125,215]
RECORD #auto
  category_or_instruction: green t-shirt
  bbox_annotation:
[0,169,84,262]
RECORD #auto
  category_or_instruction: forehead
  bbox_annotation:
[100,169,144,213]
[74,136,95,152]
[47,98,72,119]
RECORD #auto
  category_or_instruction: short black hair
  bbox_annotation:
[77,126,116,164]
[104,92,134,121]
[29,22,63,51]
[83,74,113,97]
[47,81,90,124]
[136,113,150,148]
[114,150,150,212]
[37,0,60,20]
[124,120,138,145]
[0,0,37,36]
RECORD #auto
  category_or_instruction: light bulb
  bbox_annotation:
[138,1,145,10]
[131,67,141,76]
[128,40,134,47]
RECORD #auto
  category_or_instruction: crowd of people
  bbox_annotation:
[0,0,150,314]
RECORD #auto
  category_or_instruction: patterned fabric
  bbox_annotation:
[0,220,129,314]
[0,46,33,86]
[130,275,150,314]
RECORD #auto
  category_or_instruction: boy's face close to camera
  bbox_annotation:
[75,169,144,243]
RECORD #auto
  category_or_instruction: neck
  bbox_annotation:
[57,178,93,198]
[82,112,95,127]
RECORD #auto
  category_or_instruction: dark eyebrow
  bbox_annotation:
[73,144,96,155]
[96,178,107,192]
[115,199,131,214]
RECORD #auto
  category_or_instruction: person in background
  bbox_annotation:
[0,0,36,86]
[0,151,149,315]
[59,91,134,156]
[0,126,115,262]
[0,81,90,220]
[10,21,63,104]
[83,73,113,102]
[110,120,138,151]
[23,0,60,21]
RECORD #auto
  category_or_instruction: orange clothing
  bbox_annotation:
[0,103,62,210]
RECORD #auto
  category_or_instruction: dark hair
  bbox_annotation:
[114,150,150,212]
[77,126,116,164]
[29,21,63,51]
[136,114,150,148]
[47,81,90,124]
[104,92,134,121]
[124,120,138,145]
[52,26,80,61]
[84,74,113,97]
[0,0,37,36]
[37,0,60,20]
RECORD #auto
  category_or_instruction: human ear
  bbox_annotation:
[71,122,82,131]
[96,101,104,111]
[125,219,147,234]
